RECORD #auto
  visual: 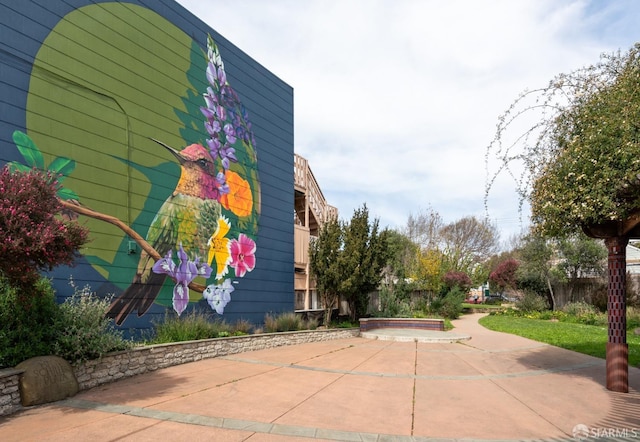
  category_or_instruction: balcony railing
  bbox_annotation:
[294,154,337,225]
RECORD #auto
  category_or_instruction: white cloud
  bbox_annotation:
[176,0,640,239]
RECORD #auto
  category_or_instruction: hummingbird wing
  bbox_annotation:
[107,194,221,325]
[107,194,184,325]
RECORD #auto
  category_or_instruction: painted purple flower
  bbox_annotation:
[216,105,226,121]
[214,171,230,198]
[202,36,247,173]
[223,123,237,144]
[206,61,218,89]
[204,119,221,136]
[204,87,218,107]
[202,279,234,314]
[152,243,212,316]
[229,234,256,278]
[219,145,237,170]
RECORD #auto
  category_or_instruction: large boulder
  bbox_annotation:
[16,356,78,406]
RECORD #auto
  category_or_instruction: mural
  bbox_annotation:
[3,3,268,327]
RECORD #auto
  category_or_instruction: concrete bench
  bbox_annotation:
[359,317,445,332]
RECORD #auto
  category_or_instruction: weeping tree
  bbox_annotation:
[486,43,640,393]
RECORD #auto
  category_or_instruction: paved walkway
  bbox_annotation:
[1,313,640,441]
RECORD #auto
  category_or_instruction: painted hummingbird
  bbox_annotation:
[106,139,222,325]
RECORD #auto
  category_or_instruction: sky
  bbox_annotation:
[175,0,640,244]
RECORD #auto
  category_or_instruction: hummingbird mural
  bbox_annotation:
[106,139,226,325]
[106,35,260,325]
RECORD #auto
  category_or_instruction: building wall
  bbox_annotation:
[0,0,294,332]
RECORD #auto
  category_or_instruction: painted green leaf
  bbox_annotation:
[57,187,79,200]
[7,162,32,173]
[12,130,44,169]
[49,157,76,176]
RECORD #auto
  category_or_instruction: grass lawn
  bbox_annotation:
[479,315,640,367]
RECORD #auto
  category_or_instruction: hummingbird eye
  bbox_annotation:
[197,158,209,168]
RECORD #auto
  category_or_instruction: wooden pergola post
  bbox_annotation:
[584,219,637,393]
[604,236,629,393]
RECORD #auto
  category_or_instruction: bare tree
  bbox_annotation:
[440,216,500,274]
[404,206,443,251]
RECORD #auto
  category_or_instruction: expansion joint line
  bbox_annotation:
[411,340,418,435]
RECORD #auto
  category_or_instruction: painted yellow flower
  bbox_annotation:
[220,170,253,217]
[207,216,232,279]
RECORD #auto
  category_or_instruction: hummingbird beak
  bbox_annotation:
[151,138,185,164]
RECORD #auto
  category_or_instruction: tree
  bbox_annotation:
[555,234,607,303]
[413,248,446,295]
[442,271,472,293]
[384,229,418,285]
[341,205,390,321]
[440,216,499,276]
[308,217,343,327]
[309,205,390,324]
[0,167,88,290]
[381,230,418,303]
[489,258,519,294]
[487,44,640,392]
[516,233,559,310]
[404,206,443,251]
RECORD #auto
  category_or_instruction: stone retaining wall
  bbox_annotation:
[0,368,24,416]
[0,328,359,417]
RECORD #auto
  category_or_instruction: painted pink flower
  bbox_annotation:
[229,234,256,278]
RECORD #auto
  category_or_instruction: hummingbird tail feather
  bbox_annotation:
[106,273,166,326]
[137,272,167,316]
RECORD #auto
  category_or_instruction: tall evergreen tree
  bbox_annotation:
[309,205,390,323]
[341,205,390,321]
[308,217,343,327]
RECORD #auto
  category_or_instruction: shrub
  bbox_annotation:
[627,307,640,331]
[264,312,303,332]
[305,317,320,330]
[0,167,88,289]
[562,301,598,316]
[0,277,60,368]
[560,301,605,325]
[152,311,231,343]
[232,318,254,335]
[376,285,411,318]
[427,297,444,315]
[516,291,549,313]
[53,282,132,363]
[437,287,466,319]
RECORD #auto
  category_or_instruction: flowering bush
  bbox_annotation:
[0,167,88,289]
[53,281,132,364]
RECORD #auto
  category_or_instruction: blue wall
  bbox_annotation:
[0,0,294,333]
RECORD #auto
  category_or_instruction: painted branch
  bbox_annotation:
[59,199,206,293]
